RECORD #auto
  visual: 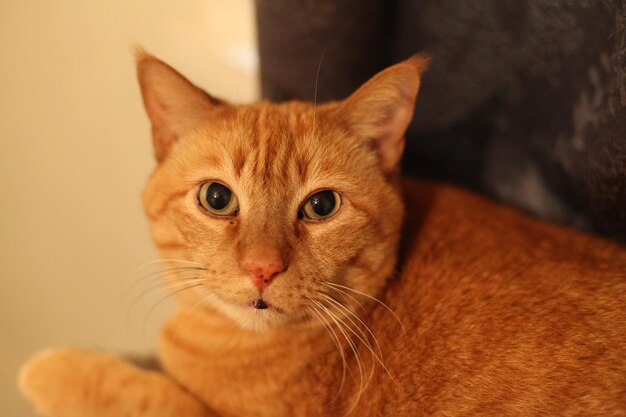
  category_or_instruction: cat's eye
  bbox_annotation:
[300,190,342,221]
[198,182,239,216]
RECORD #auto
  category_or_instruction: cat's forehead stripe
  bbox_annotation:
[232,142,247,178]
[233,104,312,186]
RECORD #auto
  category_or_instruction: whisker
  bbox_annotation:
[138,277,206,300]
[126,276,205,327]
[125,266,206,300]
[233,47,253,163]
[319,294,383,360]
[320,297,378,381]
[140,282,205,339]
[133,258,202,272]
[319,295,371,349]
[319,297,378,395]
[326,282,406,336]
[321,285,369,319]
[311,49,325,140]
[311,299,365,414]
[180,286,220,322]
[125,270,205,317]
[235,67,242,143]
[306,305,348,399]
[320,294,397,385]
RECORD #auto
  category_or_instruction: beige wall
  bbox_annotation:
[0,1,258,414]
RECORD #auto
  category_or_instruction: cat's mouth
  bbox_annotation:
[248,298,284,313]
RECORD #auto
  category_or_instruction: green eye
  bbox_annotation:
[300,190,341,221]
[198,182,239,216]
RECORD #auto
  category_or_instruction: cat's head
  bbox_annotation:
[137,51,428,331]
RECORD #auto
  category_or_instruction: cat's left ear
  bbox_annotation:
[336,55,430,173]
[136,49,223,162]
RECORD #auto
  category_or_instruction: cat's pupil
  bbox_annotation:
[206,183,232,210]
[310,191,336,216]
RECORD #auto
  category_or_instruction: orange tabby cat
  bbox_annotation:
[19,52,626,417]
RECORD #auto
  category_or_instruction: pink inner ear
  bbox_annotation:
[374,104,412,172]
[336,57,427,174]
[151,125,178,162]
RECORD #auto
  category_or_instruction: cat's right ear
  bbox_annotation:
[136,50,221,161]
[335,54,430,174]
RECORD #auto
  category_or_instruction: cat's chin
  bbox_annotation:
[206,294,293,332]
[232,310,289,332]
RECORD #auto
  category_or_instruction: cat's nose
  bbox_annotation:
[240,249,286,291]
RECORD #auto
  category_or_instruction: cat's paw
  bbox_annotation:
[19,346,214,417]
[19,346,89,417]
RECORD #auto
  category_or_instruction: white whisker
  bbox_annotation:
[321,294,397,385]
[138,277,206,300]
[140,282,205,339]
[311,49,325,140]
[321,298,377,394]
[126,277,205,322]
[326,282,406,336]
[323,284,369,317]
[125,266,206,301]
[133,258,202,272]
[320,294,382,360]
[181,286,220,322]
[311,299,365,414]
[307,305,348,399]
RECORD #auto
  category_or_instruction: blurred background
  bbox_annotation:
[0,1,257,415]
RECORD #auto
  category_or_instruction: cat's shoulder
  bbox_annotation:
[394,177,625,322]
[401,178,626,270]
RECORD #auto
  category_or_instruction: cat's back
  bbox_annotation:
[363,179,626,416]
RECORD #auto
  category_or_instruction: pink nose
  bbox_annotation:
[240,249,286,292]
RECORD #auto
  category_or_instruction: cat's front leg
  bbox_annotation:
[19,347,214,417]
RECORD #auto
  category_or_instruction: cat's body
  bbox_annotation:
[19,54,626,417]
[154,180,626,417]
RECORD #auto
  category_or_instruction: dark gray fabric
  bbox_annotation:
[255,0,393,102]
[255,0,626,241]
